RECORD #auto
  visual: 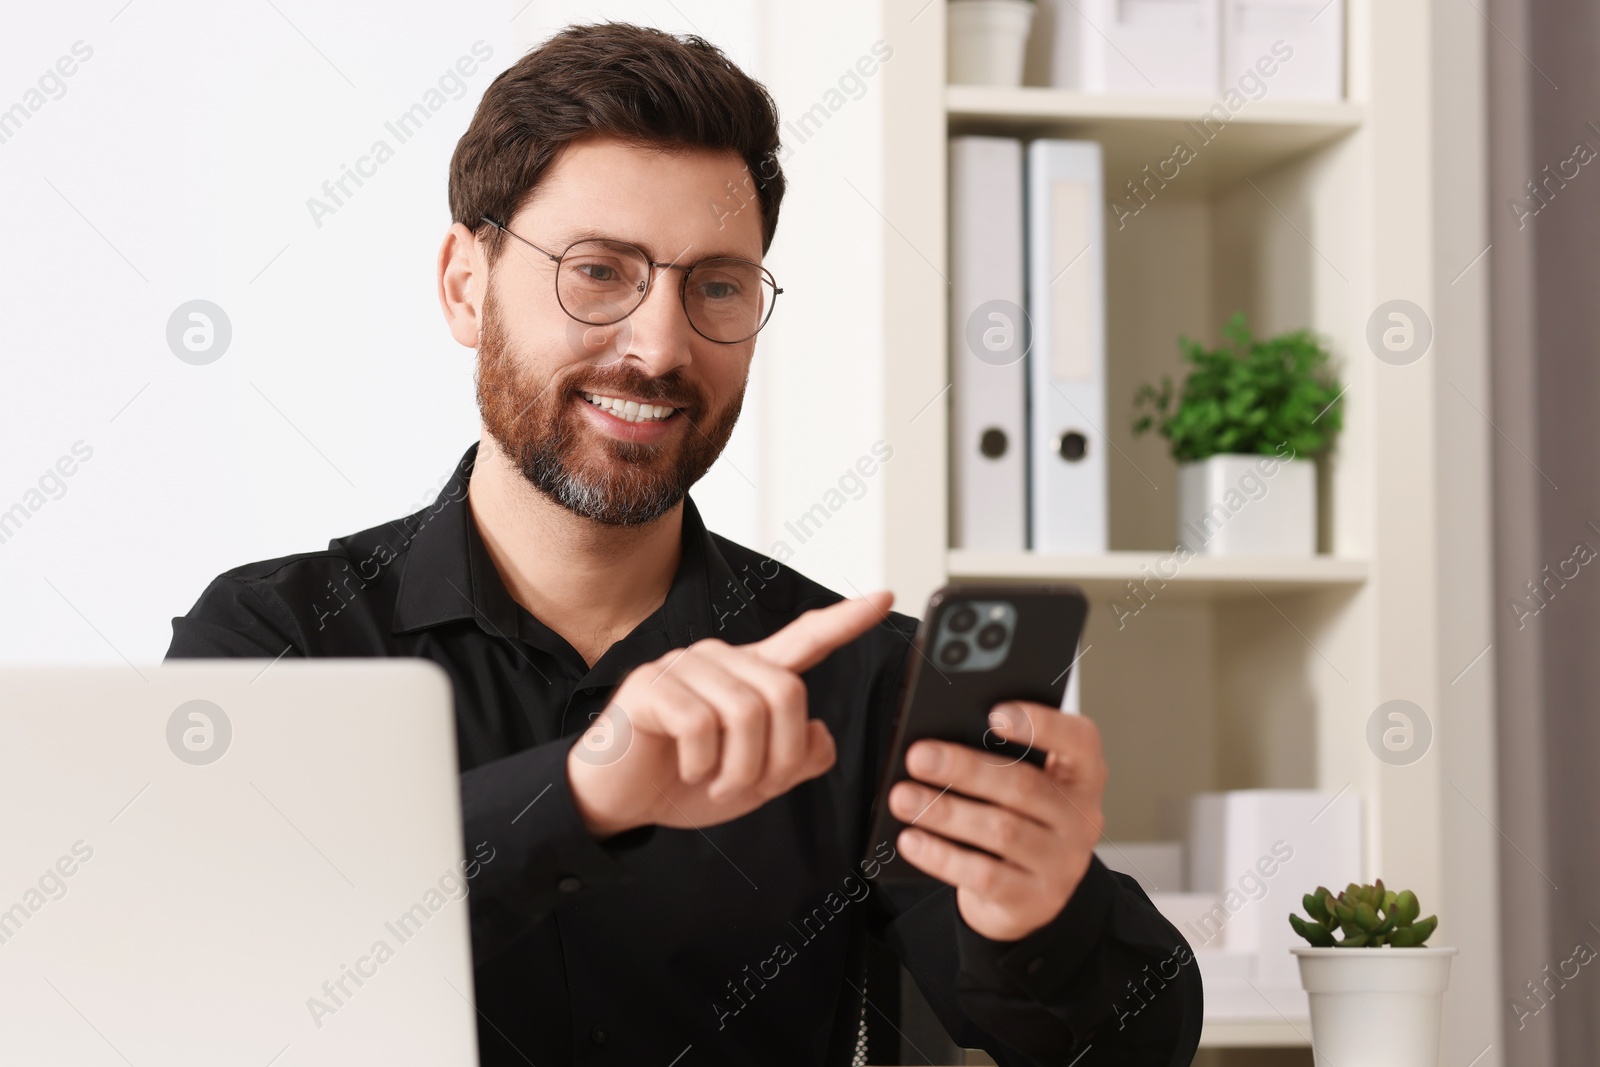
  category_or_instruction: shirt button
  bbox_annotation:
[581,687,595,695]
[590,1023,606,1044]
[1026,955,1045,975]
[557,875,583,894]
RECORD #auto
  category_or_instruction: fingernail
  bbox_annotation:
[988,710,1007,731]
[908,743,943,774]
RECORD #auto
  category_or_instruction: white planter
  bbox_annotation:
[948,0,1035,86]
[1293,947,1457,1067]
[1176,454,1315,556]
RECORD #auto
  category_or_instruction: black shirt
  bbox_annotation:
[166,443,1201,1067]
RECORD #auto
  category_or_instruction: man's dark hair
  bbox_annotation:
[450,21,786,265]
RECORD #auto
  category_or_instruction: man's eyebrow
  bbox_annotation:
[556,228,760,265]
[558,227,625,246]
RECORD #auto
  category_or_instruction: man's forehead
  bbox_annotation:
[514,136,764,261]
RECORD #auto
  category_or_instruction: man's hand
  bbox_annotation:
[887,701,1107,941]
[567,590,894,838]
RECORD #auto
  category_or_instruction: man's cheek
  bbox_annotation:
[706,362,753,417]
[559,308,629,363]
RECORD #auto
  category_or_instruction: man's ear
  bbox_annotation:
[438,222,485,348]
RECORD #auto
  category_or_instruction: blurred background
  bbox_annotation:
[0,0,888,667]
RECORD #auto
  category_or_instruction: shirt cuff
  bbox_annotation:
[953,852,1118,1004]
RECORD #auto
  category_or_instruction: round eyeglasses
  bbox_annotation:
[479,217,782,345]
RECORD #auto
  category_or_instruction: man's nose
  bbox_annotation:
[615,268,695,376]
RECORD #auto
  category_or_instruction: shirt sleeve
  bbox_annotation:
[861,638,1203,1067]
[164,572,653,966]
[456,735,656,963]
[166,574,307,660]
[948,857,1204,1065]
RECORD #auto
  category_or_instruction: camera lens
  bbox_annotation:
[938,640,970,666]
[947,606,978,633]
[976,622,1007,650]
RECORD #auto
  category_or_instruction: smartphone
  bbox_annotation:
[863,582,1089,881]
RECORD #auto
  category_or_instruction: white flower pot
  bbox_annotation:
[1293,947,1458,1067]
[1175,454,1316,556]
[948,0,1035,86]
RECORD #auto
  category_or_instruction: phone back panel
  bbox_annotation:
[864,583,1088,876]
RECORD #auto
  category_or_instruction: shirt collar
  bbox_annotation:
[391,443,762,650]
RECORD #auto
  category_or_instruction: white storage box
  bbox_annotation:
[1222,0,1344,100]
[1204,976,1310,1019]
[1151,891,1232,949]
[1025,0,1220,96]
[1095,840,1185,896]
[1185,789,1362,988]
[1155,893,1309,1018]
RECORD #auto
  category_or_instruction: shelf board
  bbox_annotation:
[946,85,1364,192]
[946,550,1368,601]
[1199,1018,1312,1048]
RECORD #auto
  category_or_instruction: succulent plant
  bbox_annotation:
[1288,880,1438,948]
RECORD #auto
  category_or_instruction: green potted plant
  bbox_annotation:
[1288,881,1457,1067]
[947,0,1035,86]
[1133,312,1344,557]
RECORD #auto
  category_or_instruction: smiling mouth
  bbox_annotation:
[580,391,681,424]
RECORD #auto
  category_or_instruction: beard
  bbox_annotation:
[474,284,745,527]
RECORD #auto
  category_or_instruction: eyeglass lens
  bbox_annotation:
[556,239,775,343]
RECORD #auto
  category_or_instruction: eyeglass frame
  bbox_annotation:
[478,216,783,345]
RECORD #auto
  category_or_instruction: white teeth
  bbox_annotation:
[581,392,676,423]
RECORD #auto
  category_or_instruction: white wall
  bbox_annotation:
[0,0,889,665]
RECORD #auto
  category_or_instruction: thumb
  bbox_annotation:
[797,718,838,781]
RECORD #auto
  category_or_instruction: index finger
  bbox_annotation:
[751,590,894,674]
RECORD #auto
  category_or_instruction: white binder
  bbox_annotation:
[949,136,1027,552]
[1026,140,1107,554]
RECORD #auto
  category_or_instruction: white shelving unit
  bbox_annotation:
[948,550,1368,598]
[876,2,1501,1063]
[947,85,1364,192]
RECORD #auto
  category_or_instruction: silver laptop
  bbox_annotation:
[0,660,479,1066]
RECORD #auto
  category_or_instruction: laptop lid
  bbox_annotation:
[0,660,479,1066]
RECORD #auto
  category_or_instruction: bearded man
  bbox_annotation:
[168,21,1200,1067]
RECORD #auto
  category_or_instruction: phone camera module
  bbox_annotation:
[975,621,1007,650]
[932,598,1015,671]
[947,605,978,633]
